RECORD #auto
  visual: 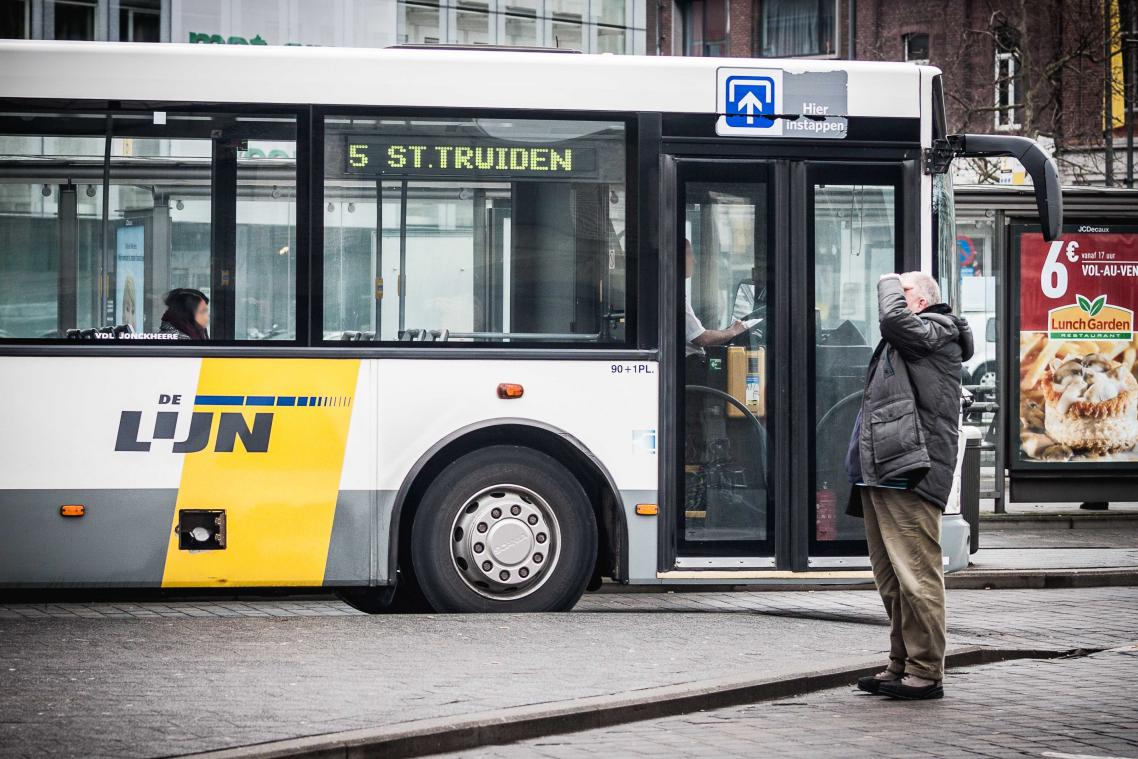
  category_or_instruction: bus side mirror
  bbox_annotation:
[929,134,1063,241]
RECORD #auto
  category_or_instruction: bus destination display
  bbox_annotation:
[339,137,598,179]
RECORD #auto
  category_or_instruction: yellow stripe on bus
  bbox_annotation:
[161,358,360,587]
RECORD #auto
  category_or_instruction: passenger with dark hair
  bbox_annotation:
[159,288,210,340]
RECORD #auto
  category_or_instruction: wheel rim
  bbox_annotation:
[980,371,996,387]
[449,484,562,601]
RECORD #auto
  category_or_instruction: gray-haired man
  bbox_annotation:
[846,272,973,700]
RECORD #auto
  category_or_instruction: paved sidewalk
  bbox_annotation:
[962,513,1138,576]
[1,588,1136,758]
[982,499,1138,515]
[455,645,1138,759]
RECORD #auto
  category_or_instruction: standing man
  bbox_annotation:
[846,272,973,701]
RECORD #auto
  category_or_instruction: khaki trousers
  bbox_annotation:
[862,486,946,681]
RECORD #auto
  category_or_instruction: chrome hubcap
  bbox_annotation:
[450,484,560,600]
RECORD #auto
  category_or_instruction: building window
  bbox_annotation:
[0,0,29,39]
[120,1,161,43]
[904,32,928,64]
[52,0,97,41]
[168,0,642,54]
[455,0,491,45]
[678,0,728,57]
[402,0,441,44]
[756,0,835,58]
[995,50,1022,130]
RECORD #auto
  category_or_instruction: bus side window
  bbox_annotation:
[0,111,298,343]
[321,116,629,345]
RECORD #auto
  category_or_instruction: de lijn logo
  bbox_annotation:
[1048,294,1135,340]
[115,393,351,453]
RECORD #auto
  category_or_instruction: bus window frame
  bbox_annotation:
[0,99,310,348]
[671,157,780,561]
[0,100,658,358]
[313,105,641,351]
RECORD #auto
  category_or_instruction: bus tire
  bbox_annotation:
[411,445,597,613]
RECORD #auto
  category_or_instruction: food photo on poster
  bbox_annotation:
[1016,224,1138,464]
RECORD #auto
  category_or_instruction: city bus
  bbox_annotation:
[0,41,1060,612]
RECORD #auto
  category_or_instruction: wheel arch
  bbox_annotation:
[387,418,628,587]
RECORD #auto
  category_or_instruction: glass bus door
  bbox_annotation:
[675,160,776,564]
[668,158,909,572]
[808,164,905,564]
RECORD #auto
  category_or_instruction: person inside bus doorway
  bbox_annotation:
[684,238,748,380]
[846,272,972,701]
[684,238,751,498]
[159,288,210,340]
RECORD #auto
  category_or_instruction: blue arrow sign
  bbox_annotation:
[725,75,776,128]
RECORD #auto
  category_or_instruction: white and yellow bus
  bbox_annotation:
[0,41,1060,612]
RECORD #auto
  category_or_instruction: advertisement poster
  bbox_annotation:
[1017,224,1138,464]
[115,224,145,332]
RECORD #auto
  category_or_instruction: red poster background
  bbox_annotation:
[1020,228,1138,330]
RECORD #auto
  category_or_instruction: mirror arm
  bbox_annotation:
[923,133,1063,241]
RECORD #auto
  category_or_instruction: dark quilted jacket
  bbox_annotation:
[847,277,974,516]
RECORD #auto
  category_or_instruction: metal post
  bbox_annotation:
[994,208,1007,513]
[375,180,383,337]
[57,183,77,334]
[210,137,238,340]
[1128,29,1136,187]
[471,188,487,331]
[398,179,408,334]
[150,195,170,329]
[101,115,112,326]
[1107,0,1116,186]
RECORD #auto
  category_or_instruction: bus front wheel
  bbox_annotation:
[411,445,597,613]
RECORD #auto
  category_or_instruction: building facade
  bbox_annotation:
[0,0,646,53]
[648,0,1136,187]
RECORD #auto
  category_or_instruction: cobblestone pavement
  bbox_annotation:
[1,588,1136,757]
[452,645,1138,759]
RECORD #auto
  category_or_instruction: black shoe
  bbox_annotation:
[856,673,899,694]
[878,677,944,700]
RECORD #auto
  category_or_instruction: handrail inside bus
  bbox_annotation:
[439,331,603,342]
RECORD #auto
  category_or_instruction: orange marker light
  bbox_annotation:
[635,503,659,516]
[60,504,85,517]
[497,383,525,399]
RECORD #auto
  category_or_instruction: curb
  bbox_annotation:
[591,567,1138,594]
[946,568,1138,589]
[980,513,1138,526]
[189,646,1073,759]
